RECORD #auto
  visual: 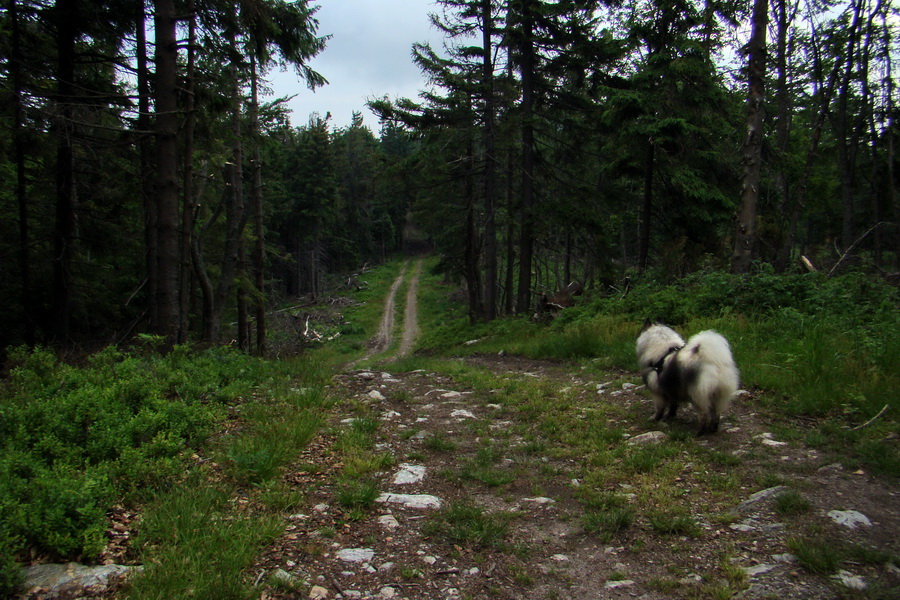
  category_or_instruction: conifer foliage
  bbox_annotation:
[0,0,897,344]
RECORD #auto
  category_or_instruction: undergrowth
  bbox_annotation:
[0,342,330,596]
[416,268,899,477]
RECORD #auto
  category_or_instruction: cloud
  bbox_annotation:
[267,0,443,130]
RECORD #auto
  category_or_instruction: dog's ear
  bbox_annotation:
[641,318,653,332]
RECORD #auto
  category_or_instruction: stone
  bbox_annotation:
[757,432,788,447]
[735,486,787,512]
[392,463,427,485]
[827,509,872,529]
[742,564,777,576]
[379,586,398,599]
[441,391,462,399]
[376,493,443,509]
[551,554,570,562]
[627,431,666,445]
[378,515,400,529]
[367,390,385,401]
[450,409,475,419]
[604,579,635,589]
[22,563,134,596]
[309,584,329,599]
[522,497,556,505]
[336,548,375,563]
[772,553,797,564]
[834,570,866,591]
[729,519,757,532]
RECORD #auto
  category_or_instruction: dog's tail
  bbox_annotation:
[679,330,739,413]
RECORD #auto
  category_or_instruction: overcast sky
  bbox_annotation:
[266,1,444,132]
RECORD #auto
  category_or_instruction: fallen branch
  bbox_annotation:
[828,222,888,277]
[850,404,889,431]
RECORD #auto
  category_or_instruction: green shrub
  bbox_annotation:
[0,344,289,561]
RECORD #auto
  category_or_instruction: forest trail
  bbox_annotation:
[356,257,423,364]
[253,268,899,600]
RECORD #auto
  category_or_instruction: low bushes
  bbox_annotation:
[0,343,285,594]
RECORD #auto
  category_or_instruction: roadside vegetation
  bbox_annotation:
[0,260,406,597]
[416,266,899,478]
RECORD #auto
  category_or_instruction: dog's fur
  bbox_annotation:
[636,321,739,435]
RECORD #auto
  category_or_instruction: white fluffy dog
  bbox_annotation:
[636,321,739,435]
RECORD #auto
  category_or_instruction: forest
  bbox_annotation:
[1,2,899,596]
[0,0,896,351]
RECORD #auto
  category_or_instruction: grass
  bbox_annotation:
[582,506,635,541]
[773,490,812,516]
[336,479,380,512]
[786,536,843,575]
[646,509,703,537]
[423,501,512,548]
[126,478,283,600]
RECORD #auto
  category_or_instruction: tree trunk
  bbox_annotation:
[732,0,768,274]
[52,0,78,340]
[465,141,483,323]
[136,0,157,331]
[237,239,249,351]
[515,1,535,314]
[177,2,196,343]
[481,0,498,322]
[10,0,34,346]
[250,58,267,355]
[153,0,181,343]
[834,0,865,253]
[638,138,654,273]
[772,0,794,271]
[208,36,247,341]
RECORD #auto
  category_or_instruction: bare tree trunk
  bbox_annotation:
[178,2,196,343]
[465,135,483,323]
[153,0,181,343]
[237,239,249,351]
[481,0,498,322]
[52,0,78,340]
[136,0,156,331]
[834,0,865,252]
[638,139,654,273]
[732,0,768,274]
[884,11,898,270]
[250,58,266,355]
[515,1,535,314]
[10,0,34,345]
[208,34,247,341]
[772,0,796,271]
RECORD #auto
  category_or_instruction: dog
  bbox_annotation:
[636,320,739,435]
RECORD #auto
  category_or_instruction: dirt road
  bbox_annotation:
[358,258,422,363]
